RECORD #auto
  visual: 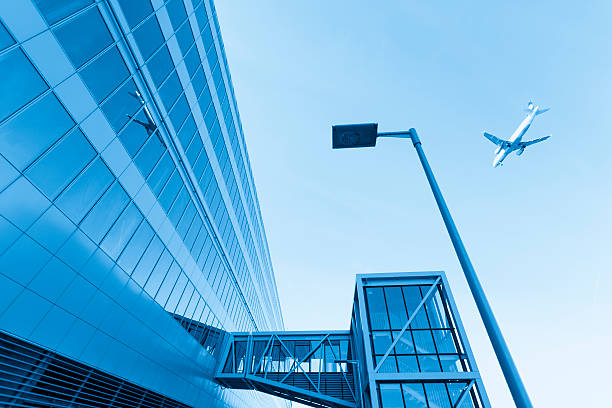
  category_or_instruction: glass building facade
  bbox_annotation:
[0,0,285,407]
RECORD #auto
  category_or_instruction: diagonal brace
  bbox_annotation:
[375,277,441,372]
[280,334,329,383]
[453,380,475,408]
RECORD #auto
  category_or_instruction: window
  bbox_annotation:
[80,181,129,243]
[380,383,403,408]
[185,133,202,165]
[194,3,208,32]
[0,48,48,122]
[26,128,95,200]
[117,0,153,29]
[366,287,389,330]
[147,46,174,87]
[147,153,173,196]
[184,45,201,78]
[158,72,182,111]
[55,158,114,223]
[117,219,154,273]
[100,202,142,259]
[191,67,206,97]
[201,23,214,51]
[165,0,187,30]
[401,383,427,407]
[133,15,165,61]
[134,136,165,178]
[54,7,113,69]
[177,114,196,148]
[33,0,93,25]
[0,20,15,51]
[175,21,194,55]
[169,95,189,130]
[118,109,151,157]
[101,80,141,132]
[80,46,129,103]
[0,92,73,171]
[131,236,164,286]
[366,284,470,377]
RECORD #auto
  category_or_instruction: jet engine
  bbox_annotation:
[495,146,502,154]
[516,147,525,156]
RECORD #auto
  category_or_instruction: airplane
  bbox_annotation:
[484,101,550,167]
[127,91,166,147]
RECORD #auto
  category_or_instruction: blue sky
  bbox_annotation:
[215,1,612,406]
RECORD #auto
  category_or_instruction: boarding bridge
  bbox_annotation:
[215,272,491,408]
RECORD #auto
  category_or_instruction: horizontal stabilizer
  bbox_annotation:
[536,107,550,115]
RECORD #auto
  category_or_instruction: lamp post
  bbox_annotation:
[332,124,533,408]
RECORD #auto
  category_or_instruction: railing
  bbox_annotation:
[215,331,357,408]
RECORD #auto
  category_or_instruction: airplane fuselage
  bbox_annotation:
[492,110,537,167]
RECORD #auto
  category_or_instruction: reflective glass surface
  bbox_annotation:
[365,284,468,374]
[80,46,129,103]
[0,48,48,122]
[0,1,284,407]
[26,128,95,200]
[33,0,93,25]
[54,7,113,69]
[378,382,476,408]
[133,15,164,61]
[0,20,14,51]
[0,92,74,170]
[117,0,153,29]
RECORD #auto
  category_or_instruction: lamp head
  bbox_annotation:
[332,123,378,149]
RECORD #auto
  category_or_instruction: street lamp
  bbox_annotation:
[331,124,533,408]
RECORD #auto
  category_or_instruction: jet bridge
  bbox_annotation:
[215,272,491,408]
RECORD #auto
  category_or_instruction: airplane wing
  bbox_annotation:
[520,136,550,147]
[483,132,505,146]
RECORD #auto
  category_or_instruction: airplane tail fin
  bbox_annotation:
[523,101,550,115]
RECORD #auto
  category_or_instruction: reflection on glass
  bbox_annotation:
[432,329,457,354]
[380,383,403,408]
[402,383,427,407]
[54,7,113,68]
[424,383,452,408]
[55,158,114,223]
[166,0,187,29]
[372,331,392,355]
[412,330,436,354]
[447,383,476,408]
[101,80,141,132]
[26,128,95,200]
[0,48,48,122]
[392,330,415,354]
[147,46,174,87]
[33,0,93,25]
[0,20,15,51]
[80,46,129,103]
[0,92,73,171]
[133,15,165,61]
[397,355,419,373]
[438,354,461,373]
[385,286,408,329]
[117,0,153,29]
[417,355,441,372]
[366,287,389,330]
